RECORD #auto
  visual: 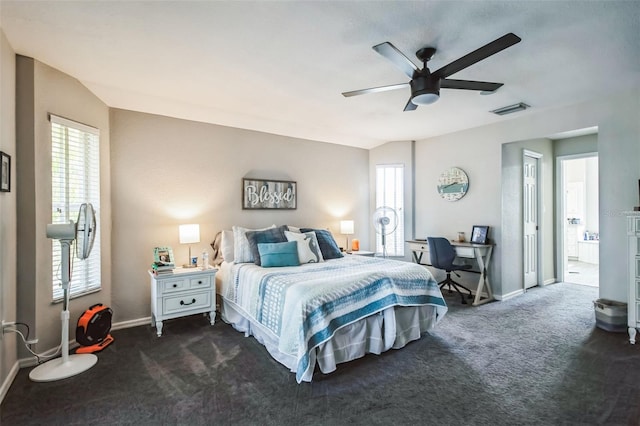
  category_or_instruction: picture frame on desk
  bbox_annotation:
[470,225,489,244]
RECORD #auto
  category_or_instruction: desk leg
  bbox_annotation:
[472,246,494,306]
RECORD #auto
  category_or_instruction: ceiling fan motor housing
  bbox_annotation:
[410,73,440,105]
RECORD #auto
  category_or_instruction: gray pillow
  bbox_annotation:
[246,225,288,266]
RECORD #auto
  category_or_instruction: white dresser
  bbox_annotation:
[149,267,216,337]
[628,216,640,343]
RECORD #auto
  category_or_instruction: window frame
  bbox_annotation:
[375,163,405,257]
[50,114,101,302]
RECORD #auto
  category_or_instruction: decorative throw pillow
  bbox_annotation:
[220,229,235,263]
[286,225,301,233]
[300,228,343,260]
[232,224,276,263]
[246,225,288,266]
[258,241,300,268]
[284,230,324,264]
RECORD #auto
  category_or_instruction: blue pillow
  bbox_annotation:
[300,228,343,259]
[246,225,288,266]
[258,241,300,268]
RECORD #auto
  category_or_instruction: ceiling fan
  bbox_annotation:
[342,33,521,111]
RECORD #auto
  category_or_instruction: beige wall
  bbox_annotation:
[15,57,111,353]
[109,109,370,322]
[0,27,17,400]
[410,90,640,301]
[501,138,555,296]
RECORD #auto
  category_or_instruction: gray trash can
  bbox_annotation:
[593,299,627,332]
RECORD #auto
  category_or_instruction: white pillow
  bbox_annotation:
[286,225,301,233]
[233,224,276,263]
[285,230,324,264]
[221,230,235,263]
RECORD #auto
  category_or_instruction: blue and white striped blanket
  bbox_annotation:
[222,255,447,382]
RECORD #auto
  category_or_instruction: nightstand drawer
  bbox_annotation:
[189,275,212,289]
[162,278,189,293]
[163,291,212,315]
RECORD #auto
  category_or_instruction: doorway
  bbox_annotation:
[523,150,541,289]
[559,155,599,287]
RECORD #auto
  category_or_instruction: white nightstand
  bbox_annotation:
[148,267,217,337]
[348,250,376,257]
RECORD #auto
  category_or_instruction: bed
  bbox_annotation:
[214,225,447,382]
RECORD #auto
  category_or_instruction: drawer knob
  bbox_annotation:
[180,298,196,306]
[172,284,177,288]
[198,280,202,284]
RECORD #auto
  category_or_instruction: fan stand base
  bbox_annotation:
[29,353,97,382]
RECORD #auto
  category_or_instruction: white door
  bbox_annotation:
[523,153,539,289]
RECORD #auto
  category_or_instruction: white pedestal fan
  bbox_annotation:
[29,203,98,382]
[372,206,398,258]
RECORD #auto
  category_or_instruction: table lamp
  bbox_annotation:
[340,220,354,253]
[179,224,200,268]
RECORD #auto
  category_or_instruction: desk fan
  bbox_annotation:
[29,203,98,382]
[372,206,398,258]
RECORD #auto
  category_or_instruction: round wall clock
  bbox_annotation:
[437,167,469,201]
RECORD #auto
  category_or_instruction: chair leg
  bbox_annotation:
[439,273,473,304]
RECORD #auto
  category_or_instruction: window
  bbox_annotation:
[50,115,101,301]
[375,164,404,257]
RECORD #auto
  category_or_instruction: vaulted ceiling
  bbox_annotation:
[1,1,639,149]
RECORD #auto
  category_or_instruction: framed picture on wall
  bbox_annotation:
[0,151,10,192]
[242,178,297,210]
[470,225,489,244]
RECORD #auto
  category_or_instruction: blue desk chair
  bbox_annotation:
[427,237,473,304]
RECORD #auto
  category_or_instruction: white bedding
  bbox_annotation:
[216,256,447,382]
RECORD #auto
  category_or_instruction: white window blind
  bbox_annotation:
[50,114,101,301]
[375,164,404,257]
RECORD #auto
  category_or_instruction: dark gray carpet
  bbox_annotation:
[2,283,639,426]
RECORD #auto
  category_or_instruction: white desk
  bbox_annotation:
[406,240,494,306]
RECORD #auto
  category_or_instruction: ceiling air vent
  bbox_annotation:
[490,102,530,116]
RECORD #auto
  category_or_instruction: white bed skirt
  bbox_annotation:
[219,296,440,380]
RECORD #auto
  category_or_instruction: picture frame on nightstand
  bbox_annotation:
[153,246,175,266]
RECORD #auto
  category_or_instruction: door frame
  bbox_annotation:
[523,149,543,290]
[555,152,598,283]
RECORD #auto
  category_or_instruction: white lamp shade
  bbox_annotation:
[340,220,354,235]
[179,224,200,244]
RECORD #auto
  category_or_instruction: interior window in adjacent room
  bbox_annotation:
[50,114,101,301]
[375,164,404,257]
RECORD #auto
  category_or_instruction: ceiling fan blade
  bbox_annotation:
[433,33,521,79]
[440,79,504,91]
[342,82,409,97]
[403,98,418,112]
[372,42,419,79]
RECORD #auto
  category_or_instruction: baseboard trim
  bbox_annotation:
[0,359,20,405]
[111,316,151,331]
[495,289,525,301]
[543,278,557,286]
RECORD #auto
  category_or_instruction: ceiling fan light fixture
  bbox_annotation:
[412,92,440,105]
[410,76,440,105]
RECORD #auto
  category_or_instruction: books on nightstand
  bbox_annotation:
[151,261,174,274]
